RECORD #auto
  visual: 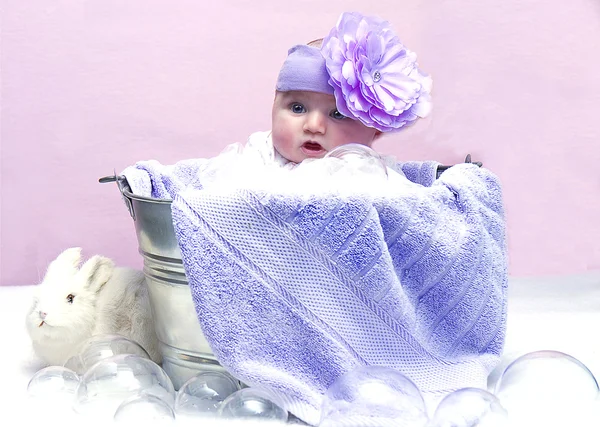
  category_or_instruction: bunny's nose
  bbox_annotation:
[39,311,47,320]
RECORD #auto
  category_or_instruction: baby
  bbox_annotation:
[121,11,434,198]
[248,11,433,169]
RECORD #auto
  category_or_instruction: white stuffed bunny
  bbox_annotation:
[26,247,161,366]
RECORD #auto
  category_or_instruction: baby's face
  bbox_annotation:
[271,91,380,163]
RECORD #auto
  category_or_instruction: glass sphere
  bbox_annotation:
[587,395,600,426]
[175,371,240,417]
[494,350,599,425]
[26,366,80,421]
[113,393,176,424]
[325,143,388,178]
[74,354,175,420]
[27,365,80,398]
[64,334,151,375]
[320,365,428,426]
[430,388,508,427]
[217,388,288,422]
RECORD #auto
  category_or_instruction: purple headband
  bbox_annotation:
[275,45,334,95]
[275,12,433,132]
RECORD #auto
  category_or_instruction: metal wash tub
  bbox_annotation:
[98,155,478,388]
[99,175,228,389]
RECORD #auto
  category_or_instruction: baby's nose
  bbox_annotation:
[39,311,47,319]
[303,111,326,134]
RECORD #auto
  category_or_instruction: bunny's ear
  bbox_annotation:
[55,247,83,268]
[45,247,83,280]
[78,255,115,294]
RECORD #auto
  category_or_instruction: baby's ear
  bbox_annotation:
[78,255,114,294]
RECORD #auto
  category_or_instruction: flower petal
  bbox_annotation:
[411,93,433,117]
[341,60,357,86]
[373,84,397,111]
[348,88,372,113]
[360,68,374,86]
[360,84,378,106]
[320,11,432,131]
[356,18,370,41]
[382,73,422,103]
[366,33,385,64]
[333,89,353,117]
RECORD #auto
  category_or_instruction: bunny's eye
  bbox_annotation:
[66,294,75,304]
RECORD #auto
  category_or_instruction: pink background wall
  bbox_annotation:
[1,0,599,286]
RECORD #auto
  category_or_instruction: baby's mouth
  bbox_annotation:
[301,141,326,156]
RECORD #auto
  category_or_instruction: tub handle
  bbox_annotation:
[436,154,483,178]
[99,173,136,220]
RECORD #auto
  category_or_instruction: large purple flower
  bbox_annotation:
[321,12,432,132]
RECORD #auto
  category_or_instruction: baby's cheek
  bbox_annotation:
[272,126,293,148]
[346,121,378,144]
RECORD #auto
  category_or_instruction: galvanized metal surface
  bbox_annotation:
[101,175,222,389]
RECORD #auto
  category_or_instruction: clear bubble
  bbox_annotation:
[74,354,175,420]
[218,388,288,422]
[430,388,508,427]
[586,395,600,427]
[320,365,428,426]
[494,350,599,425]
[113,393,176,424]
[26,366,80,421]
[325,143,388,178]
[326,143,383,162]
[174,371,240,417]
[27,365,80,398]
[64,334,151,375]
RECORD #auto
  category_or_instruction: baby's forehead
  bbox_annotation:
[278,90,336,104]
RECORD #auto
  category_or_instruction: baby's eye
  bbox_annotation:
[330,109,346,120]
[290,103,306,114]
[66,294,75,304]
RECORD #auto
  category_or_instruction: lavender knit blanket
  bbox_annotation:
[123,157,507,425]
